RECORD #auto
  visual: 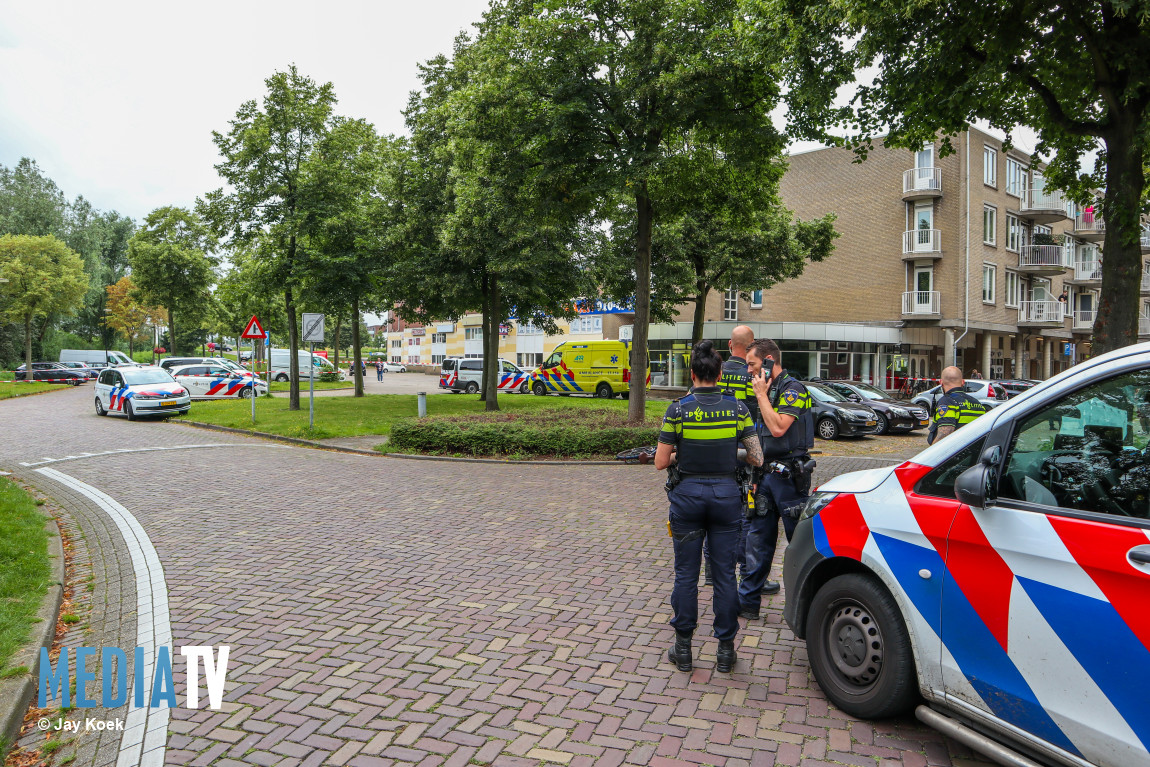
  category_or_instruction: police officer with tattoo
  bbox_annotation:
[655,340,764,673]
[739,338,815,620]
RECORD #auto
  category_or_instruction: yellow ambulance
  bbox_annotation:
[528,340,650,399]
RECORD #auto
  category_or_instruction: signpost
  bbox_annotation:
[241,316,265,424]
[302,314,325,430]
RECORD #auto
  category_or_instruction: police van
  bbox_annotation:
[528,340,649,399]
[784,342,1150,767]
[439,357,531,394]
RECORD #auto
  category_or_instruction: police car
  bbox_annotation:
[94,366,191,420]
[169,364,268,400]
[784,342,1150,767]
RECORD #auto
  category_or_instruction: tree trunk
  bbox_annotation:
[485,276,501,412]
[285,283,300,411]
[479,274,490,401]
[628,185,653,424]
[333,315,342,370]
[24,314,33,381]
[169,309,177,357]
[691,281,708,347]
[352,294,364,397]
[1092,120,1144,354]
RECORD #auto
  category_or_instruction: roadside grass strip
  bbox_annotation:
[0,381,67,400]
[268,379,351,391]
[0,478,51,674]
[178,393,666,440]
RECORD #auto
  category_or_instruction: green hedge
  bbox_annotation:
[389,408,659,457]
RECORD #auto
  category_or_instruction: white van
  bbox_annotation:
[439,357,530,394]
[60,349,137,369]
[266,349,341,382]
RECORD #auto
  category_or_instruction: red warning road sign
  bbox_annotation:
[241,316,265,339]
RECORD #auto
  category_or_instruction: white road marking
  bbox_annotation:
[19,442,293,467]
[34,467,173,767]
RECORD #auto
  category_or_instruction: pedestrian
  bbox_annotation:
[927,366,989,445]
[655,340,763,673]
[361,360,367,378]
[740,338,815,620]
[376,360,384,381]
[969,368,983,379]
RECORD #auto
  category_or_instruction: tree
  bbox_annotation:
[765,0,1150,353]
[105,276,165,356]
[485,0,789,421]
[0,235,88,375]
[201,65,337,411]
[127,207,217,356]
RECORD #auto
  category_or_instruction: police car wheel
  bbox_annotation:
[519,382,528,394]
[125,400,138,422]
[465,381,479,394]
[532,382,548,396]
[95,397,107,416]
[806,573,917,719]
[817,417,839,440]
[240,386,253,399]
[595,383,613,399]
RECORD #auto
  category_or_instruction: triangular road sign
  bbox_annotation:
[241,316,265,339]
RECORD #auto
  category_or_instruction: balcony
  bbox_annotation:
[1142,228,1150,253]
[902,168,942,200]
[1070,258,1102,284]
[1141,315,1150,338]
[902,291,941,317]
[1017,244,1069,275]
[1073,212,1105,241]
[1018,300,1066,327]
[1143,271,1150,295]
[1072,309,1095,333]
[1020,188,1069,223]
[902,229,942,260]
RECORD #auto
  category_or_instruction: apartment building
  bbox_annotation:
[653,125,1150,389]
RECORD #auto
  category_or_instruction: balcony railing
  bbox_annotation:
[903,167,942,194]
[1141,315,1150,337]
[902,291,941,315]
[1022,188,1067,215]
[1142,228,1150,250]
[1018,244,1067,269]
[903,229,941,254]
[1074,212,1105,237]
[1018,300,1065,323]
[1074,259,1103,281]
[1073,309,1095,330]
[1143,272,1150,291]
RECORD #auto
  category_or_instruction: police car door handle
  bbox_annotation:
[1128,546,1150,567]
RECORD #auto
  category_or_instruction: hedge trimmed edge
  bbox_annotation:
[390,416,658,458]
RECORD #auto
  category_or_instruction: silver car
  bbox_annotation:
[911,379,1010,414]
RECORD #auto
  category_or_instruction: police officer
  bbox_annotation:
[927,366,988,445]
[655,340,763,673]
[701,325,758,586]
[739,338,815,620]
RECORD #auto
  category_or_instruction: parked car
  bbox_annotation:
[239,350,253,362]
[805,382,881,439]
[993,378,1040,399]
[440,357,530,394]
[56,361,99,381]
[169,364,267,400]
[784,341,1150,767]
[93,366,190,420]
[14,362,87,384]
[59,349,137,369]
[911,379,1009,414]
[380,361,407,373]
[822,380,930,434]
[159,357,254,377]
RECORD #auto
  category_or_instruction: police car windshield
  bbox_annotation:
[807,383,848,403]
[121,369,175,386]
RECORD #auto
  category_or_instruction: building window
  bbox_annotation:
[391,339,402,348]
[1006,214,1021,252]
[1005,158,1026,197]
[518,353,541,368]
[750,290,763,308]
[1005,271,1020,307]
[723,288,738,321]
[431,333,446,344]
[570,315,602,334]
[431,354,445,364]
[982,264,997,304]
[517,322,542,335]
[982,205,996,245]
[983,146,997,187]
[464,327,483,340]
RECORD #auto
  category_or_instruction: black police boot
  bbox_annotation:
[703,560,713,587]
[763,580,781,594]
[667,632,693,672]
[739,605,760,620]
[716,640,737,673]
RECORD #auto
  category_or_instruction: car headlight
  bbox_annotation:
[889,406,909,418]
[801,492,839,520]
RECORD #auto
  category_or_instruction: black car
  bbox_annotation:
[823,380,930,434]
[993,378,1039,399]
[805,382,880,439]
[14,362,86,384]
[57,361,99,380]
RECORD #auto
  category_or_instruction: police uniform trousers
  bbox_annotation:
[703,517,748,577]
[668,477,743,641]
[739,471,803,614]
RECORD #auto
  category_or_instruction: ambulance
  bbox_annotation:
[528,340,650,399]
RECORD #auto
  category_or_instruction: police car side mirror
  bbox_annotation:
[954,445,1001,509]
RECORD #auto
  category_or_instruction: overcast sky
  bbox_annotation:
[0,1,491,221]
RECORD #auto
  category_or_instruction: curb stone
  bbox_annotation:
[176,420,632,465]
[0,512,64,754]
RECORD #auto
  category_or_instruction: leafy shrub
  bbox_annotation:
[318,370,342,383]
[389,408,659,458]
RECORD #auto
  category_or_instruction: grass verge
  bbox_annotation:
[0,479,51,673]
[178,393,668,441]
[0,382,68,400]
[269,380,351,392]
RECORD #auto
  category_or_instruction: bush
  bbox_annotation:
[318,370,342,383]
[388,408,659,458]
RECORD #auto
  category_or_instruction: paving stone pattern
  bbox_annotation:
[0,389,984,767]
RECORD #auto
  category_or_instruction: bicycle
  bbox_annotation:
[616,445,657,464]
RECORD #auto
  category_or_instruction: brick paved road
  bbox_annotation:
[1,388,984,767]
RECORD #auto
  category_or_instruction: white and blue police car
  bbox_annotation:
[94,366,191,420]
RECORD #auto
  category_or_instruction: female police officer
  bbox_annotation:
[654,340,764,673]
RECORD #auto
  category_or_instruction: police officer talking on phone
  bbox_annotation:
[739,338,815,620]
[655,340,764,674]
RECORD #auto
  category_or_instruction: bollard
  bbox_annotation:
[417,391,427,418]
